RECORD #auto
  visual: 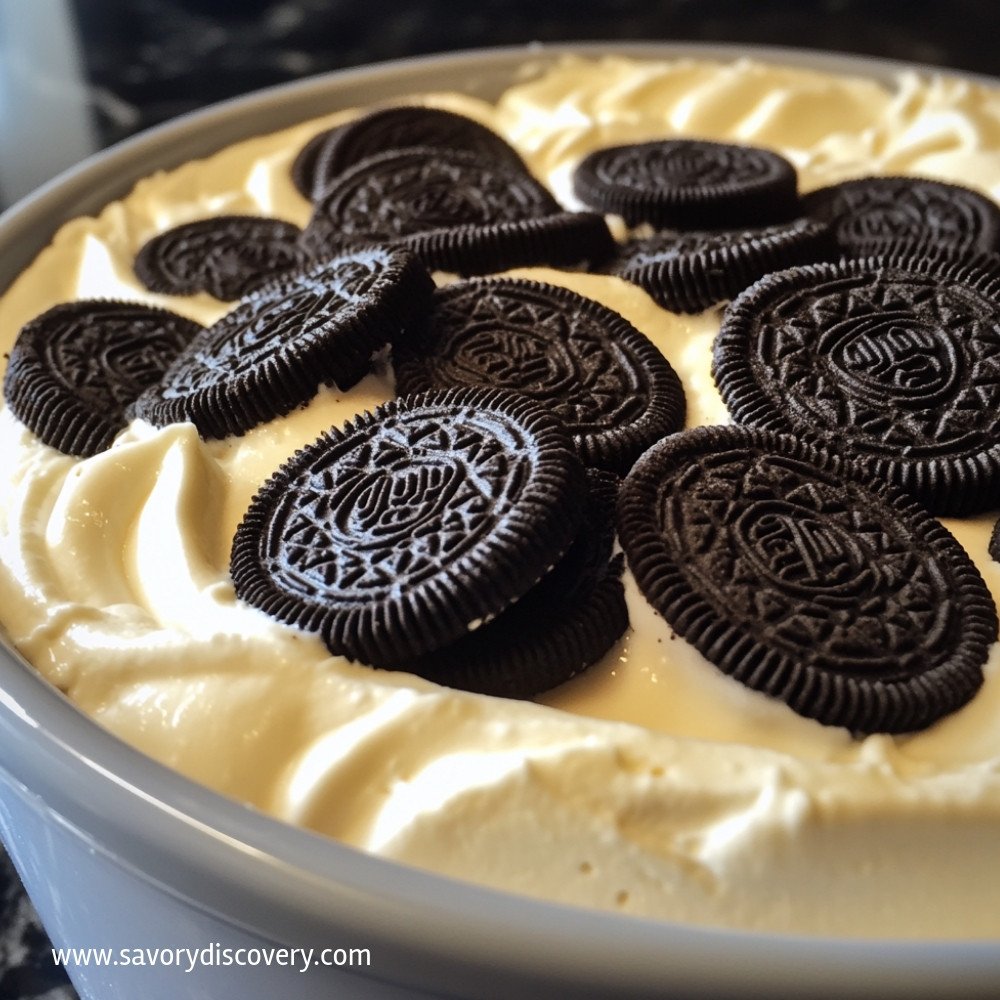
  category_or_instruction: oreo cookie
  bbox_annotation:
[712,253,1000,515]
[618,425,997,734]
[802,176,1000,257]
[310,105,526,198]
[405,469,628,698]
[130,246,433,439]
[3,301,203,456]
[134,216,308,301]
[395,278,685,473]
[302,146,612,274]
[291,127,339,200]
[229,387,586,668]
[398,211,616,276]
[572,139,800,229]
[304,146,559,244]
[610,218,835,313]
[990,518,1000,564]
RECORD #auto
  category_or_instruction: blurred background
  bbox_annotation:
[0,0,999,209]
[0,1,998,997]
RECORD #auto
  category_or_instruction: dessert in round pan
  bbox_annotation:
[3,51,1000,950]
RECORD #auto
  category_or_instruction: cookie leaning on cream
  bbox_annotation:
[3,55,1000,938]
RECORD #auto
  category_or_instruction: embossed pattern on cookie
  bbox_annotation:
[300,146,612,274]
[130,246,434,439]
[134,216,308,301]
[309,106,526,198]
[395,278,685,473]
[572,139,800,229]
[3,301,203,456]
[713,254,1000,515]
[230,387,586,667]
[405,468,628,697]
[303,146,560,247]
[618,425,997,734]
[802,176,1000,257]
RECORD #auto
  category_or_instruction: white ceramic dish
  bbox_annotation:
[2,42,1000,1000]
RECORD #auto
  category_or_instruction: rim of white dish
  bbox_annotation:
[1,41,999,999]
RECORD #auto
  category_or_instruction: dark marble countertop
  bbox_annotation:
[1,0,998,208]
[1,2,999,997]
[73,0,1000,151]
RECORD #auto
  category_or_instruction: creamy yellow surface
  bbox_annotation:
[4,55,1000,937]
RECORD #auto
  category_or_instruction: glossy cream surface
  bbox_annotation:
[4,55,1000,937]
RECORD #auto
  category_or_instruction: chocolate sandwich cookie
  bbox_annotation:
[291,127,339,200]
[395,278,685,473]
[3,300,203,456]
[229,387,586,668]
[611,218,835,313]
[618,425,997,734]
[130,246,433,439]
[802,176,1000,257]
[572,139,800,229]
[302,146,613,274]
[398,211,616,276]
[990,518,1000,564]
[309,105,526,198]
[304,147,560,245]
[713,253,1000,515]
[406,469,628,698]
[134,216,308,301]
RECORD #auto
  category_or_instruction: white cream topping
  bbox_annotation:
[4,55,1000,936]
